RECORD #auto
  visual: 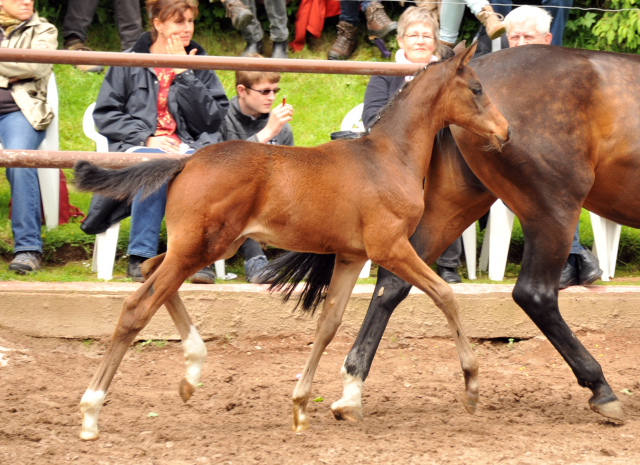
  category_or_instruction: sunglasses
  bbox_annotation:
[246,86,281,96]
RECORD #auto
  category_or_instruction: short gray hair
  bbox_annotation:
[397,6,439,44]
[504,6,553,34]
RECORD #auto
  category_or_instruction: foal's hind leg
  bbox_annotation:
[80,254,193,440]
[373,239,479,414]
[141,255,207,403]
[291,254,366,432]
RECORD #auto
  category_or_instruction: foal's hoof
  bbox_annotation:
[179,378,195,403]
[79,430,99,441]
[589,398,624,422]
[292,404,310,432]
[460,395,478,415]
[331,400,363,422]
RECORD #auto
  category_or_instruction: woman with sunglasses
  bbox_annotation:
[92,0,229,283]
[362,7,464,284]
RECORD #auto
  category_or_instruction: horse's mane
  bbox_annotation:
[365,59,445,135]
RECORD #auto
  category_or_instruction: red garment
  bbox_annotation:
[290,0,341,52]
[154,67,181,145]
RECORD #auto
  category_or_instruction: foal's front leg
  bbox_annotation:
[375,239,479,414]
[141,255,207,403]
[291,254,366,432]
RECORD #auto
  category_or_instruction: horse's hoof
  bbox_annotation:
[292,420,310,432]
[460,395,478,414]
[179,378,195,403]
[79,429,99,441]
[331,400,363,422]
[292,403,310,432]
[590,399,624,422]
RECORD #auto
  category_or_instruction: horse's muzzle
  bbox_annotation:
[492,125,511,151]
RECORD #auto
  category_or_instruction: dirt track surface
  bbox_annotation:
[1,325,639,465]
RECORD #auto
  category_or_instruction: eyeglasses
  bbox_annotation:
[403,33,435,43]
[507,33,546,43]
[246,87,281,95]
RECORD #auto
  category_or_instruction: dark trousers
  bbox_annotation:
[436,236,462,268]
[240,0,289,43]
[239,238,264,261]
[63,0,142,50]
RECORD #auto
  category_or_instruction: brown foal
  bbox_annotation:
[74,43,509,439]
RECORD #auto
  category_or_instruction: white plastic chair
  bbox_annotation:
[0,73,60,231]
[83,103,226,281]
[339,103,477,280]
[478,200,621,282]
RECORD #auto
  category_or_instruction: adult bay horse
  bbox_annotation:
[267,45,639,424]
[72,43,509,440]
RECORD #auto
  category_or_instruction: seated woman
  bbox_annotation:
[93,0,229,283]
[2,0,57,274]
[362,6,463,284]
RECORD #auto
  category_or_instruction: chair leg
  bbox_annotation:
[589,212,622,281]
[359,260,372,279]
[37,168,60,230]
[461,223,477,280]
[214,259,225,279]
[93,222,121,281]
[487,201,515,281]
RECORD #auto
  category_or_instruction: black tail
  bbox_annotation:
[73,157,189,202]
[261,252,335,314]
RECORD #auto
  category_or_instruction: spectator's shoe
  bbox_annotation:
[224,0,255,31]
[126,255,146,283]
[240,40,263,57]
[475,5,506,40]
[559,261,579,289]
[8,251,42,275]
[245,255,272,284]
[328,21,358,60]
[188,265,216,284]
[437,265,462,284]
[365,2,398,39]
[577,249,603,285]
[272,41,288,59]
[63,38,104,73]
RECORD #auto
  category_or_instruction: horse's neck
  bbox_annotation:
[368,83,443,176]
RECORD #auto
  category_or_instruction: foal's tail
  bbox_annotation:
[73,157,189,202]
[262,252,335,314]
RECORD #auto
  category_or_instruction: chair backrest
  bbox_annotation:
[340,103,365,133]
[83,102,109,152]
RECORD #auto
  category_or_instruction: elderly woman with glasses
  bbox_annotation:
[92,0,229,283]
[362,6,464,284]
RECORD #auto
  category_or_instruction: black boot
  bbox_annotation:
[577,248,603,285]
[437,265,462,284]
[271,41,288,59]
[127,255,146,283]
[240,40,263,57]
[559,261,579,289]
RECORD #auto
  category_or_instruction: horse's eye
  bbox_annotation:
[471,87,483,96]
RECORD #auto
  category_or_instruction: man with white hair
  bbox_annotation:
[504,5,553,47]
[501,5,603,289]
[492,0,573,46]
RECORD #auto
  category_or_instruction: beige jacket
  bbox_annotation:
[0,12,57,130]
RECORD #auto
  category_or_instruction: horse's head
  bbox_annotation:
[438,43,510,151]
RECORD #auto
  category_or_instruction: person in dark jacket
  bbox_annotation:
[92,0,229,283]
[363,7,464,284]
[217,63,293,282]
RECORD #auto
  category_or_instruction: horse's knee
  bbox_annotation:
[512,282,556,318]
[119,295,150,334]
[140,253,165,280]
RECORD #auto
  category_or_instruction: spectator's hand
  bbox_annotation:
[167,34,197,74]
[8,77,19,84]
[256,103,293,143]
[146,136,180,153]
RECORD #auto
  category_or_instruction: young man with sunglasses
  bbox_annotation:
[216,63,294,282]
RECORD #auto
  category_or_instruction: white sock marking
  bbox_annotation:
[338,363,363,407]
[80,389,106,440]
[183,325,207,388]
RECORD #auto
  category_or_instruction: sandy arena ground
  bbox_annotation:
[1,324,639,465]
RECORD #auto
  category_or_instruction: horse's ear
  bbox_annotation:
[455,41,478,69]
[452,40,467,54]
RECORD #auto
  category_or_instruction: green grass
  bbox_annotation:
[2,23,640,282]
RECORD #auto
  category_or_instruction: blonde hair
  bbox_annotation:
[504,6,552,35]
[397,6,439,43]
[146,0,199,42]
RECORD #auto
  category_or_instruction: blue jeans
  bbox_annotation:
[490,0,574,46]
[2,110,46,254]
[570,220,582,254]
[340,1,372,25]
[126,147,194,258]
